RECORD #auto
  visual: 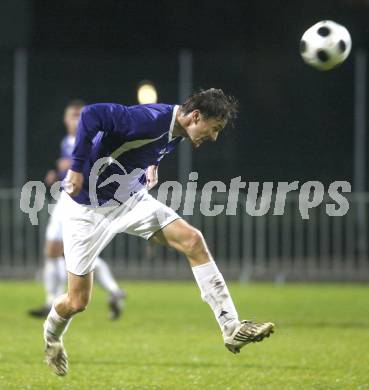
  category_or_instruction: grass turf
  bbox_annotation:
[0,281,368,389]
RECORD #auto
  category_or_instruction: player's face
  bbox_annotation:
[186,111,226,149]
[64,106,83,135]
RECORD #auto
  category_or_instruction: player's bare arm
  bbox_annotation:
[64,169,83,196]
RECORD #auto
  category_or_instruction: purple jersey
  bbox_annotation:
[59,135,76,180]
[70,103,182,205]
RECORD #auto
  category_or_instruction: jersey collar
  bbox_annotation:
[168,105,179,142]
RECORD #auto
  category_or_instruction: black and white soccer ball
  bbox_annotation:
[300,20,352,71]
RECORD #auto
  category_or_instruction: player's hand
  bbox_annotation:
[64,169,84,196]
[44,169,57,186]
[146,165,158,190]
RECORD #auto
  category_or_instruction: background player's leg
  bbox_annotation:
[94,256,126,319]
[94,257,120,294]
[29,240,65,317]
[151,219,239,335]
[55,256,67,297]
[44,241,66,306]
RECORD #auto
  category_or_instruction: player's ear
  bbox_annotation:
[192,110,200,124]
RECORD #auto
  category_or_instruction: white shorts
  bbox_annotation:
[60,190,180,275]
[45,195,64,241]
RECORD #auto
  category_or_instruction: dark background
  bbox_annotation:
[1,0,368,187]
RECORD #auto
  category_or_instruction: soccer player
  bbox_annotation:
[29,100,126,320]
[43,89,275,376]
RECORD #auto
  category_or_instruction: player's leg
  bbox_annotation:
[44,271,93,376]
[151,219,239,329]
[94,256,126,319]
[48,271,93,322]
[151,218,274,353]
[43,191,125,375]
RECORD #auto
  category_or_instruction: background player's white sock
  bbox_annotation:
[44,305,72,341]
[192,261,239,336]
[55,257,67,297]
[94,257,120,294]
[44,258,60,307]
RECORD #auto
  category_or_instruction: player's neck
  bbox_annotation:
[67,128,76,137]
[172,107,188,138]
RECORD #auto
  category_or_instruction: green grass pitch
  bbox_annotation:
[0,281,368,389]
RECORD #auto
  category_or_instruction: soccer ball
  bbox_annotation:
[300,20,352,71]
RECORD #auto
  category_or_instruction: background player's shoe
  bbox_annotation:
[223,320,275,354]
[44,339,68,376]
[28,305,51,318]
[108,289,126,320]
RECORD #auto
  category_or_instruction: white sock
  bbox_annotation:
[44,258,60,307]
[44,305,72,342]
[94,257,120,294]
[55,257,67,296]
[192,261,239,336]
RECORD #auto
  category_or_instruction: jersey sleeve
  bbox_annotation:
[60,139,66,158]
[71,103,128,172]
[60,137,69,159]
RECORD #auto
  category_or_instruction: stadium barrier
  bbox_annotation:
[0,189,368,281]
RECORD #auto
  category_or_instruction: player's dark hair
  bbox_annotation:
[66,99,86,109]
[181,88,238,126]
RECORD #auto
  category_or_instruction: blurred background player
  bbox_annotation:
[28,100,126,320]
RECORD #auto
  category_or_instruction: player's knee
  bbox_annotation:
[68,295,90,314]
[182,228,206,257]
[70,301,88,314]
